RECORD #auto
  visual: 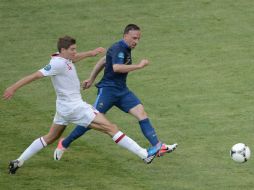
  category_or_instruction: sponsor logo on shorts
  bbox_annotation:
[99,102,104,109]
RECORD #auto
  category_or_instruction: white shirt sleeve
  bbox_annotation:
[39,59,65,76]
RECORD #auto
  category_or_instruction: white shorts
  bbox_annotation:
[53,101,99,127]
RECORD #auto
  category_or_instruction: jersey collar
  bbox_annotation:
[51,52,72,62]
[119,40,131,50]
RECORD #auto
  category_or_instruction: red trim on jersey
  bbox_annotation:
[51,53,60,57]
[115,134,126,143]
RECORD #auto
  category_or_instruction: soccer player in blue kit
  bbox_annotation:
[54,24,177,160]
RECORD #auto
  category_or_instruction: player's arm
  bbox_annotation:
[3,71,44,100]
[73,47,105,63]
[113,59,149,73]
[89,56,106,81]
[82,56,106,89]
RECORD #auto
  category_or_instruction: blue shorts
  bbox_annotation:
[93,87,141,113]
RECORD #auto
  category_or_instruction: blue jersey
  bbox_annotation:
[96,40,131,89]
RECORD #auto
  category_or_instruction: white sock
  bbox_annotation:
[112,131,148,159]
[17,137,47,166]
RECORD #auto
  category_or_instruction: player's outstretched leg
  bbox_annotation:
[8,137,47,175]
[9,124,65,174]
[139,118,178,158]
[90,113,161,164]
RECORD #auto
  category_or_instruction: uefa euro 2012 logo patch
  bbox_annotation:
[43,64,51,71]
[117,52,124,59]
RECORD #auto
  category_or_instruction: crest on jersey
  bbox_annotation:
[117,52,125,59]
[67,63,72,70]
[98,102,104,109]
[125,55,131,65]
[43,64,51,71]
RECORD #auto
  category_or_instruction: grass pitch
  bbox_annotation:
[1,0,254,189]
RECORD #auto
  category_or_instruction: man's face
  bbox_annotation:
[124,30,141,49]
[61,44,77,60]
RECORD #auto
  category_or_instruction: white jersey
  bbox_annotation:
[39,54,82,117]
[39,53,81,102]
[39,53,98,127]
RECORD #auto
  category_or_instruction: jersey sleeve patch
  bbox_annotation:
[117,52,125,59]
[43,64,51,71]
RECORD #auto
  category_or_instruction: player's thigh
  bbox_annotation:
[89,113,118,136]
[116,90,142,113]
[93,88,116,113]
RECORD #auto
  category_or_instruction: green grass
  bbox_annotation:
[1,0,254,189]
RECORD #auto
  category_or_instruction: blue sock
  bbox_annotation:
[62,125,91,148]
[139,118,159,146]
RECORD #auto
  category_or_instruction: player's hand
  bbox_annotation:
[91,47,106,56]
[3,87,15,100]
[82,79,93,90]
[138,59,149,69]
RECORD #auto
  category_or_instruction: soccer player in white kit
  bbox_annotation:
[3,36,162,174]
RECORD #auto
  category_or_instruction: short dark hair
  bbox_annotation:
[57,36,76,52]
[123,24,140,34]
